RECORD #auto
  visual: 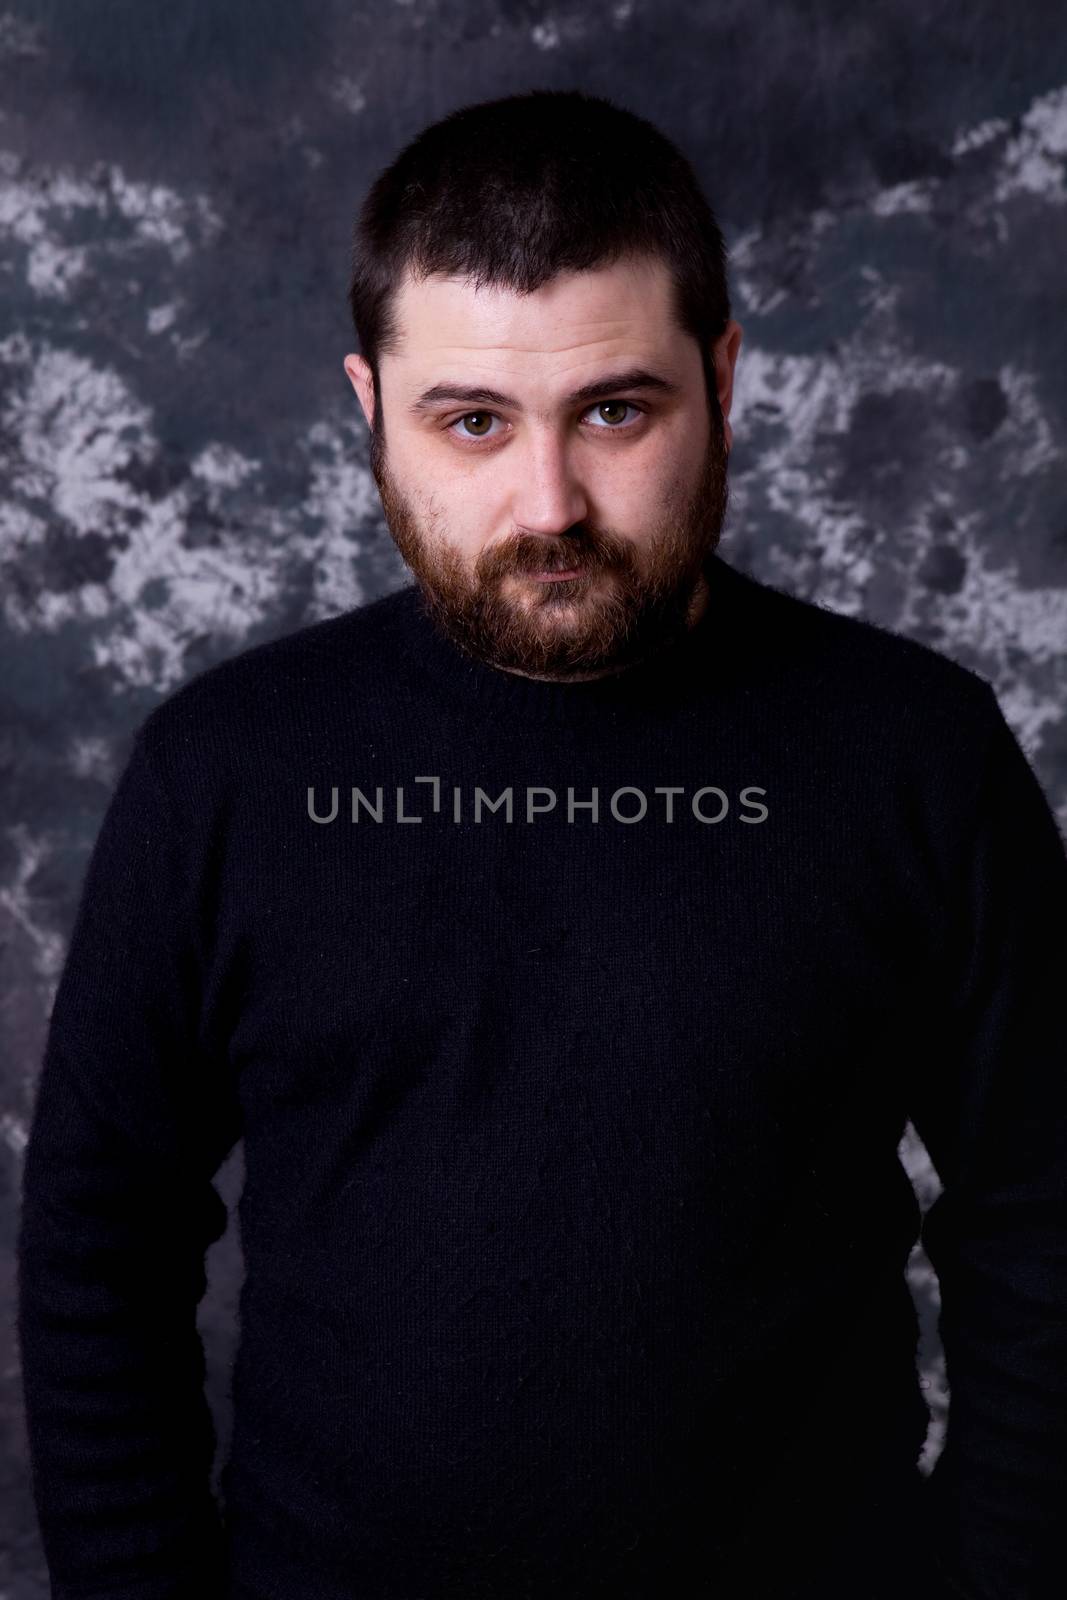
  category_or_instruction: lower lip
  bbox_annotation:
[531,568,583,582]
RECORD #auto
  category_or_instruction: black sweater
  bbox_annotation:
[17,552,1067,1599]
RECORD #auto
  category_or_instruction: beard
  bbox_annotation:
[369,400,730,682]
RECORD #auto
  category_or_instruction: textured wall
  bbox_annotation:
[3,1,1066,1589]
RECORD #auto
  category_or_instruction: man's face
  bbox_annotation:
[344,254,742,681]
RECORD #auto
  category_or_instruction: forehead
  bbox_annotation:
[386,254,685,372]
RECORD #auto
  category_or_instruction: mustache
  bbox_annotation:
[491,531,629,577]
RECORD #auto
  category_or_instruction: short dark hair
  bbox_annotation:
[347,88,732,427]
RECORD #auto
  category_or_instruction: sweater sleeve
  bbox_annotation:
[16,721,242,1600]
[909,684,1067,1600]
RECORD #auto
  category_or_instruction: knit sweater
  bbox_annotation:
[16,551,1067,1600]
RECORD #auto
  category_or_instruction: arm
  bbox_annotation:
[910,684,1067,1600]
[16,722,241,1600]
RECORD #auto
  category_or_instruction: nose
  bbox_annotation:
[509,430,589,537]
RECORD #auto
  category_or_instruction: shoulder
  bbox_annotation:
[712,555,998,736]
[134,582,417,784]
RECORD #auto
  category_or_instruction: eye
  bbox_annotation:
[585,400,644,429]
[450,411,499,441]
[445,400,646,445]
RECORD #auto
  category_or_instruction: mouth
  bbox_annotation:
[525,564,587,583]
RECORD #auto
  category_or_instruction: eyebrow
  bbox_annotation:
[407,366,682,418]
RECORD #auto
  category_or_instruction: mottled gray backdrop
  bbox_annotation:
[2,0,1066,1591]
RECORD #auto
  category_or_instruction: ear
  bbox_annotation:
[713,320,743,453]
[343,353,376,431]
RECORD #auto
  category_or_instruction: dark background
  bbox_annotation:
[3,1,1066,1590]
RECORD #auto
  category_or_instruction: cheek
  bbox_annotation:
[387,441,468,530]
[595,456,675,525]
[423,475,497,559]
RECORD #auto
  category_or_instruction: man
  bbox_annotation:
[17,88,1067,1600]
